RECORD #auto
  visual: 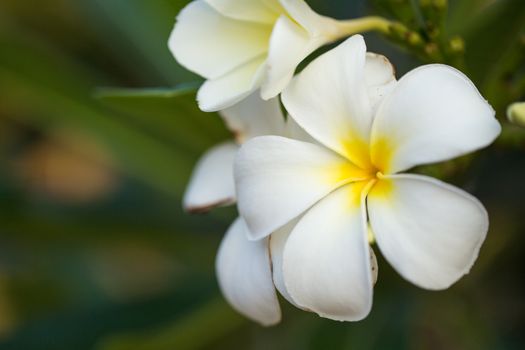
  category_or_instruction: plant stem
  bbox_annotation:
[333,16,393,39]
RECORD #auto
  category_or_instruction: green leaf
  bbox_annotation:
[95,84,201,99]
[95,84,230,158]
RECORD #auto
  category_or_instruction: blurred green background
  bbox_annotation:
[0,0,524,349]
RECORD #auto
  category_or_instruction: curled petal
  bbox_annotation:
[216,217,281,326]
[206,0,280,23]
[261,15,325,99]
[197,56,266,112]
[169,0,272,80]
[368,174,489,290]
[279,0,334,34]
[183,142,238,213]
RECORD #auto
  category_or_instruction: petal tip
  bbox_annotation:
[257,312,282,327]
[183,197,235,214]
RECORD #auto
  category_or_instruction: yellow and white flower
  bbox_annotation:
[184,49,395,325]
[234,35,501,321]
[169,0,381,112]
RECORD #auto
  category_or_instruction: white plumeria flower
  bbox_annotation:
[234,35,501,322]
[169,0,377,112]
[184,50,395,326]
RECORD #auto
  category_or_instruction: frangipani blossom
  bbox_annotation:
[169,0,378,112]
[184,50,395,325]
[234,35,501,321]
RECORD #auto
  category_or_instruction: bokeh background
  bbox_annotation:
[0,0,524,349]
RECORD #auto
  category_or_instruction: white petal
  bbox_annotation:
[206,0,280,24]
[262,0,285,13]
[235,136,369,240]
[367,174,489,290]
[279,0,333,34]
[197,56,266,112]
[370,64,501,174]
[282,35,374,169]
[269,217,301,307]
[216,217,281,326]
[183,142,238,212]
[364,52,397,114]
[220,93,286,143]
[283,182,374,321]
[285,116,319,144]
[169,0,272,80]
[364,53,396,87]
[261,15,324,99]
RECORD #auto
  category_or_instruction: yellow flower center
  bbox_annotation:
[335,133,396,204]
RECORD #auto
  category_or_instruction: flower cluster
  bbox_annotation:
[171,0,501,325]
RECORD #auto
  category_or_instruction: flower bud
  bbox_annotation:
[507,102,525,128]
